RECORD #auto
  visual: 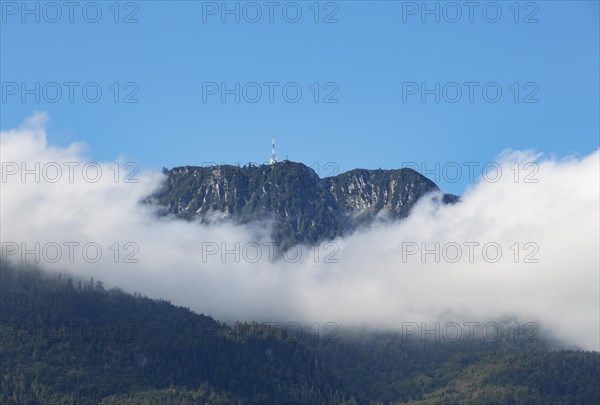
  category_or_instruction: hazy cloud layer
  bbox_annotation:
[2,113,598,350]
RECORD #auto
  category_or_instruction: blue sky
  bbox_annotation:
[1,0,598,194]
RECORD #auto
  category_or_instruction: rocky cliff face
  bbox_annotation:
[151,161,457,249]
[324,168,440,219]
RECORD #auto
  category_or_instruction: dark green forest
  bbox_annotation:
[1,263,598,404]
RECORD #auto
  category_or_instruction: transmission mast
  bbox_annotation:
[270,136,277,165]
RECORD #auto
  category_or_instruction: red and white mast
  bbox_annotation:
[270,136,277,165]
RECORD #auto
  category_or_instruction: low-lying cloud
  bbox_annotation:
[2,113,599,350]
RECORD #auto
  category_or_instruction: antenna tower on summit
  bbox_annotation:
[270,136,277,165]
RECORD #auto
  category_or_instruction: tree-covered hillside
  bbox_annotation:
[1,263,598,404]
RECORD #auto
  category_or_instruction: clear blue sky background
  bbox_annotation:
[1,0,598,194]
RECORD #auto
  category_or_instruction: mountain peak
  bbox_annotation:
[153,161,456,249]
